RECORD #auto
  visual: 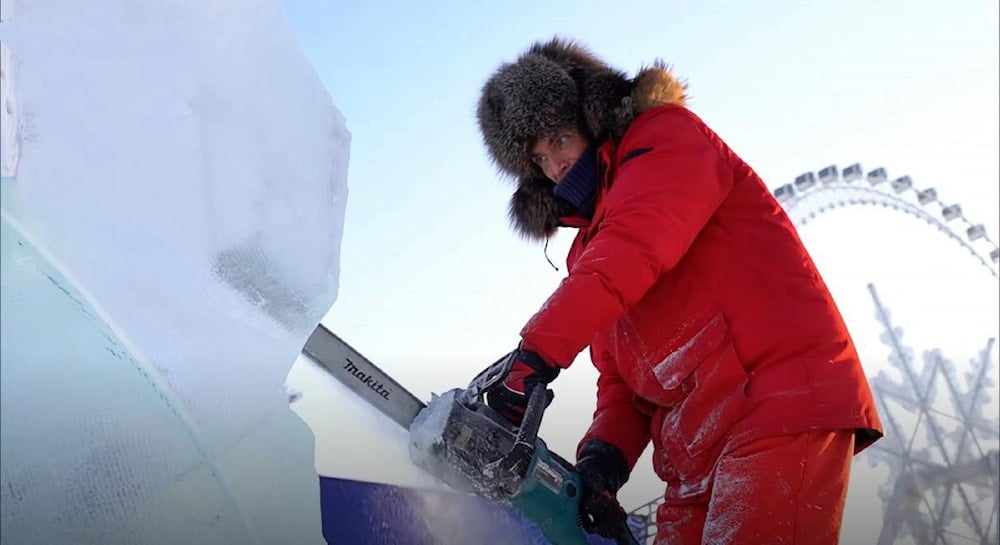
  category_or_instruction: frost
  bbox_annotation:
[863,286,999,545]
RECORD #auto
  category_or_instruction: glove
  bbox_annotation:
[576,439,632,540]
[485,348,560,425]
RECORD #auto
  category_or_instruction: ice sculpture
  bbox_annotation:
[0,1,349,544]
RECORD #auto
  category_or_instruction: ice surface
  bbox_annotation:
[0,1,349,544]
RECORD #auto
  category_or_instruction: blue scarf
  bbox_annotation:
[553,142,600,219]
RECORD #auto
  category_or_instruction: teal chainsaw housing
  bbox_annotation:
[409,387,606,545]
[510,439,590,545]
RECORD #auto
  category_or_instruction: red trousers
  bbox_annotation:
[654,430,855,545]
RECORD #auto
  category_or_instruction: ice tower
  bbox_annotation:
[0,2,350,544]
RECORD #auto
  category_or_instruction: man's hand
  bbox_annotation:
[576,439,632,540]
[485,348,560,425]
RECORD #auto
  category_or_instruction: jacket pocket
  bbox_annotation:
[654,313,751,459]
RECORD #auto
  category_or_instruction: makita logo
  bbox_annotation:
[343,358,391,400]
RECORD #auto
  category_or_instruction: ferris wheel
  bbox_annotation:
[626,163,999,545]
[774,163,999,279]
[777,163,999,545]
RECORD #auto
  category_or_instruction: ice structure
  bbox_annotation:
[0,1,349,544]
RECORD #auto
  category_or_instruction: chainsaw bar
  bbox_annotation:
[302,324,426,429]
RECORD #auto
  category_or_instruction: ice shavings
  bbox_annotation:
[408,389,518,500]
[407,391,553,544]
[409,390,457,482]
[411,486,552,545]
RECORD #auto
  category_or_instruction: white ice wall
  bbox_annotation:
[0,1,350,544]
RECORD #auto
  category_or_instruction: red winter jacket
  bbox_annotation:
[519,98,883,486]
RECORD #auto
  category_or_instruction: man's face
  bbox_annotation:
[530,127,589,183]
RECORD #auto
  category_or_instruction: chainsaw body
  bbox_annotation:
[302,326,636,545]
[409,385,590,545]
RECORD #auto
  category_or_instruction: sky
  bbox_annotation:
[279,0,999,540]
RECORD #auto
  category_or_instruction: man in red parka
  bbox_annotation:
[475,37,883,544]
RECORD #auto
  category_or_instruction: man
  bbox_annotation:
[475,37,883,544]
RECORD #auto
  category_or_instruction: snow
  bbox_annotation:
[0,1,349,544]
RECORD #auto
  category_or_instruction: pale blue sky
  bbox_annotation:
[281,0,999,534]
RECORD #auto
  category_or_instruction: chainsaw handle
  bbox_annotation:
[516,384,549,446]
[499,385,550,476]
[458,352,516,406]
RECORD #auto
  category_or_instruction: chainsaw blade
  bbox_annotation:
[302,324,426,429]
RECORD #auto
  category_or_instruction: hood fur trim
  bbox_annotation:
[632,60,687,116]
[508,178,578,240]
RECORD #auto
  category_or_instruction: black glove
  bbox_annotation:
[576,439,632,540]
[485,348,560,425]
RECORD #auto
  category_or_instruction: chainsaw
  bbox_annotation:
[302,324,640,545]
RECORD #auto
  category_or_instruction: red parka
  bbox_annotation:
[518,68,883,493]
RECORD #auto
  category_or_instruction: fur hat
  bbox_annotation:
[476,37,688,240]
[477,38,632,182]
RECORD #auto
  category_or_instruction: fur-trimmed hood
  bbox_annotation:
[476,37,687,240]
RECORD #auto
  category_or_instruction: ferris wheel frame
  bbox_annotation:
[774,163,999,279]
